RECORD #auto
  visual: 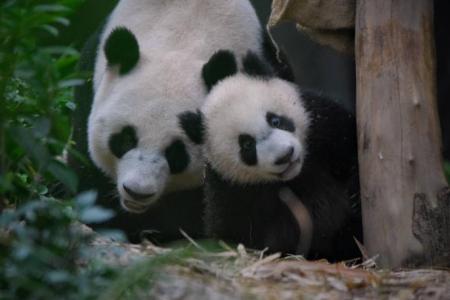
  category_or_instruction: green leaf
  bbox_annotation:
[9,126,50,169]
[58,78,84,88]
[40,24,59,36]
[34,4,70,13]
[47,159,78,193]
[80,207,114,224]
[75,190,97,207]
[47,270,71,283]
[53,17,70,26]
[65,101,76,111]
[43,46,79,56]
[31,118,51,139]
[444,161,450,183]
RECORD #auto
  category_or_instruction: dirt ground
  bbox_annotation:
[85,227,450,300]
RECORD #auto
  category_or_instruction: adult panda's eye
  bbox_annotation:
[108,125,138,158]
[239,134,255,150]
[242,140,252,150]
[164,139,190,174]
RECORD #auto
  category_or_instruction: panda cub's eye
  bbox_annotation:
[238,134,257,166]
[266,112,295,132]
[269,116,281,128]
[239,134,255,150]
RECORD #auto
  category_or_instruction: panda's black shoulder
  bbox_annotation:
[261,31,295,82]
[300,89,357,182]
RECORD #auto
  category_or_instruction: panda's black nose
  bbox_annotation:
[275,146,294,165]
[123,185,155,201]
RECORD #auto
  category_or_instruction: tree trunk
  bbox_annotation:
[356,0,450,267]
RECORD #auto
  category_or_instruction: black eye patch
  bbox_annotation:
[238,134,257,166]
[164,139,190,174]
[178,110,204,145]
[266,112,295,132]
[109,125,138,158]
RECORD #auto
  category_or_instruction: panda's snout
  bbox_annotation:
[117,150,170,212]
[274,146,294,165]
[123,184,156,201]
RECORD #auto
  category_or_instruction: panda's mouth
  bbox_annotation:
[122,199,151,213]
[275,158,302,180]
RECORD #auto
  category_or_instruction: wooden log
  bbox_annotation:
[268,0,355,53]
[355,0,450,267]
[269,0,355,30]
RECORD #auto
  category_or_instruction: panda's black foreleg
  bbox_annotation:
[203,165,258,244]
[203,166,302,254]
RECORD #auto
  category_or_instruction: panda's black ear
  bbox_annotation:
[202,50,238,92]
[178,110,205,145]
[104,27,140,75]
[243,51,272,77]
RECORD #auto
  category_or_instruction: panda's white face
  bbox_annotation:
[88,65,205,212]
[88,31,205,213]
[202,75,310,184]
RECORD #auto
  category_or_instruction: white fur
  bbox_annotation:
[202,75,310,184]
[88,0,262,212]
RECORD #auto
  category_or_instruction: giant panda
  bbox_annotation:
[71,0,292,242]
[179,50,361,261]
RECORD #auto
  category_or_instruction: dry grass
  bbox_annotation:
[83,226,450,300]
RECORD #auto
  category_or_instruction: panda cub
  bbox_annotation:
[179,51,361,261]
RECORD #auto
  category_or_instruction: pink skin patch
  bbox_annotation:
[279,187,313,256]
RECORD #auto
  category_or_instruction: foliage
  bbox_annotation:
[98,248,195,300]
[0,0,86,206]
[444,161,450,184]
[0,192,118,300]
[98,240,234,300]
[0,1,122,299]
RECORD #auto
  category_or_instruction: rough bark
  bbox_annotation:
[355,0,450,267]
[268,0,355,53]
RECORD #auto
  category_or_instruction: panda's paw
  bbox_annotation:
[279,187,313,256]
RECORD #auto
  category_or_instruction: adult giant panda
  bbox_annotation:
[179,50,361,261]
[71,0,292,242]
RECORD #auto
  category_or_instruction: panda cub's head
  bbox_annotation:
[179,51,310,184]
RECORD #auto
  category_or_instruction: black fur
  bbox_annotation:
[108,125,138,158]
[202,50,238,91]
[238,134,258,166]
[204,90,361,261]
[104,27,140,75]
[242,51,272,78]
[164,139,190,174]
[178,110,205,144]
[262,31,295,82]
[266,112,295,133]
[204,166,300,253]
[302,90,358,181]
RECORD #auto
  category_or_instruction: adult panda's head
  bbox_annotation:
[179,50,310,184]
[88,27,204,213]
